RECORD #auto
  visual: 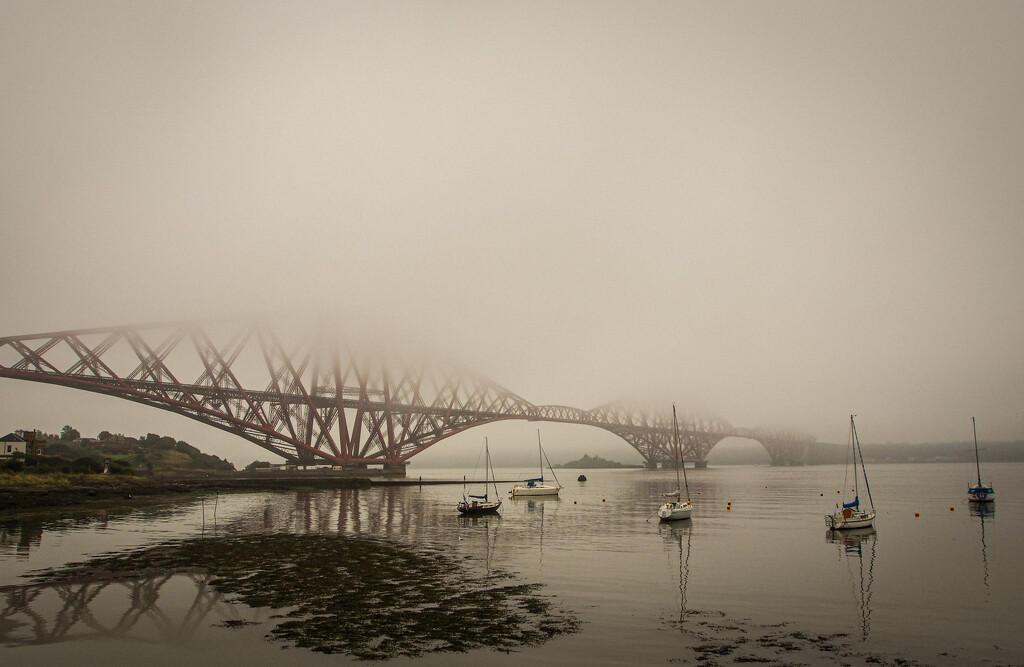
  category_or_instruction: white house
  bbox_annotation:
[0,430,47,457]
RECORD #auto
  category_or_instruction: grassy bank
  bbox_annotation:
[0,472,372,512]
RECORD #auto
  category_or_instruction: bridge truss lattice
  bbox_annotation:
[0,321,814,467]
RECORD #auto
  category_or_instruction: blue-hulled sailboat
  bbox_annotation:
[458,439,502,515]
[967,417,995,503]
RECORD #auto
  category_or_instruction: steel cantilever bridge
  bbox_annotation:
[0,321,817,473]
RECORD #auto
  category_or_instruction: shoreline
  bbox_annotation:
[0,473,376,512]
[0,472,527,512]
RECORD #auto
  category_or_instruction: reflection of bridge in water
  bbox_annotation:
[1,487,575,657]
[0,571,268,647]
[0,321,820,471]
[0,488,442,648]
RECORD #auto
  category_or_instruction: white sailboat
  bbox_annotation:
[658,404,692,521]
[825,415,876,530]
[967,416,995,503]
[509,430,562,498]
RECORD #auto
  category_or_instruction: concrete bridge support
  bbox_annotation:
[382,462,407,477]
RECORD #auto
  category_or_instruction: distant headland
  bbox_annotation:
[554,454,643,469]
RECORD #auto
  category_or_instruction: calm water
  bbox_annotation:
[2,463,1022,666]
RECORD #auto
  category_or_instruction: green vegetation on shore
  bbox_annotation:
[0,472,178,511]
[0,472,152,490]
[2,427,235,476]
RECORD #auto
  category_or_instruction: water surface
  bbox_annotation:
[2,462,1021,665]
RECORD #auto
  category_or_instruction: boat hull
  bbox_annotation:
[458,500,501,515]
[825,508,875,530]
[968,486,995,503]
[658,501,692,521]
[510,484,560,497]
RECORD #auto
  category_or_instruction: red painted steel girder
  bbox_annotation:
[0,322,816,465]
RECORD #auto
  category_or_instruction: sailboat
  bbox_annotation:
[509,430,562,498]
[458,438,502,515]
[825,415,876,530]
[967,416,995,503]
[658,404,692,521]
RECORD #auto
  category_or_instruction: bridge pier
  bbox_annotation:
[382,462,407,477]
[693,460,708,469]
[645,460,660,470]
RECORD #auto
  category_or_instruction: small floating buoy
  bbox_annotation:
[915,511,920,517]
[573,500,577,504]
[950,506,955,511]
[602,498,606,502]
[820,492,823,496]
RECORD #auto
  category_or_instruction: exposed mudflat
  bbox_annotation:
[663,609,922,666]
[18,533,580,660]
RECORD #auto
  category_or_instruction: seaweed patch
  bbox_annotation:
[663,613,922,666]
[26,533,579,659]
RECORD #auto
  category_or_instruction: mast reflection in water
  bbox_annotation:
[660,522,692,628]
[826,527,876,639]
[969,503,995,593]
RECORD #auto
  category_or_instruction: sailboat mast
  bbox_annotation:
[484,437,490,491]
[672,404,690,499]
[671,406,681,490]
[849,415,859,500]
[486,437,498,498]
[973,416,982,486]
[537,429,543,481]
[851,415,875,510]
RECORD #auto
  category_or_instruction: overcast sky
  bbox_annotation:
[2,2,1023,467]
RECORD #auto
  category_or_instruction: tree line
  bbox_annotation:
[2,426,236,475]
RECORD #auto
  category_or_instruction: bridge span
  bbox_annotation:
[0,321,817,473]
